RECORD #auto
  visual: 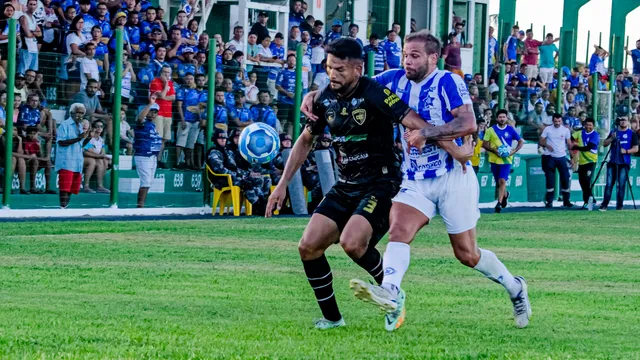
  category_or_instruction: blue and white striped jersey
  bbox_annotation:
[374,69,472,180]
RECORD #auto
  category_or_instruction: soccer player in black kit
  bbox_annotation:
[266,38,471,329]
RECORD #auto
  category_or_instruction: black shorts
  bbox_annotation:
[314,177,400,246]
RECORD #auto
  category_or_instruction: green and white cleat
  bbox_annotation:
[314,317,346,330]
[349,279,398,312]
[384,288,406,332]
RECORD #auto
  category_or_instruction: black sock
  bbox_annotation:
[353,246,384,285]
[302,255,341,322]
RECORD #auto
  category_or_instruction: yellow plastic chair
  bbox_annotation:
[206,165,251,216]
[270,185,309,215]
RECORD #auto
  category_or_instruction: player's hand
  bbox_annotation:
[301,90,319,121]
[265,184,286,218]
[546,145,554,152]
[406,129,426,150]
[455,136,474,173]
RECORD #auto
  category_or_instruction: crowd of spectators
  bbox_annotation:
[0,0,638,210]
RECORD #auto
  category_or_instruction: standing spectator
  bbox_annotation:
[250,11,270,43]
[23,126,55,194]
[139,6,163,40]
[39,0,59,53]
[139,27,163,59]
[388,22,402,48]
[175,73,200,170]
[538,33,558,86]
[177,47,197,78]
[0,4,16,70]
[482,109,524,213]
[119,108,134,155]
[109,12,132,55]
[625,40,640,76]
[571,117,600,208]
[156,7,169,32]
[78,0,96,41]
[589,45,608,77]
[503,25,519,62]
[269,32,286,63]
[310,20,324,75]
[78,42,99,92]
[18,0,41,74]
[166,26,188,63]
[82,120,110,193]
[539,113,574,208]
[288,26,300,53]
[228,91,253,129]
[110,50,136,104]
[226,25,244,53]
[245,32,260,68]
[522,29,543,80]
[311,59,329,92]
[443,32,463,77]
[362,34,386,75]
[600,115,639,211]
[148,64,175,168]
[381,30,401,69]
[347,24,362,48]
[134,97,163,208]
[55,103,90,209]
[276,54,296,135]
[488,26,498,73]
[94,2,111,41]
[289,0,304,33]
[125,10,141,54]
[300,15,314,35]
[245,71,259,104]
[453,22,472,48]
[324,19,342,45]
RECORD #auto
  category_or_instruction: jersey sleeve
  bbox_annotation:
[510,126,522,141]
[305,91,329,135]
[540,126,550,139]
[366,79,410,124]
[275,71,284,87]
[372,69,402,88]
[440,72,473,111]
[482,128,493,142]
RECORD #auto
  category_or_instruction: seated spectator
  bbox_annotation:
[564,106,581,130]
[250,90,278,129]
[93,2,111,42]
[172,10,188,34]
[108,12,132,55]
[68,79,110,121]
[118,108,134,155]
[88,26,110,72]
[78,0,96,41]
[149,45,169,76]
[16,94,45,137]
[125,10,141,54]
[256,35,284,66]
[380,30,401,69]
[82,120,110,193]
[228,90,253,129]
[221,78,235,108]
[167,26,192,65]
[245,71,259,105]
[197,32,209,53]
[139,6,165,41]
[177,47,197,79]
[195,51,206,74]
[184,19,199,45]
[56,103,90,208]
[134,97,163,207]
[221,48,234,66]
[156,7,169,32]
[2,127,29,194]
[23,126,56,194]
[15,73,28,104]
[311,59,329,91]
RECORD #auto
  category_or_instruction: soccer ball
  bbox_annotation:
[497,145,512,158]
[238,123,280,164]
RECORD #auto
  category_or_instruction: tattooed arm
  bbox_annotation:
[406,104,477,148]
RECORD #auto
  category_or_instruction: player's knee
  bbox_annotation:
[454,248,480,267]
[298,236,322,260]
[339,235,367,259]
[388,223,415,244]
[498,178,507,186]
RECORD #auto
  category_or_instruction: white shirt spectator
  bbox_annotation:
[226,39,244,53]
[245,84,259,103]
[66,32,85,55]
[88,136,104,154]
[301,55,311,90]
[78,57,99,91]
[313,72,329,91]
[541,125,571,157]
[311,45,324,65]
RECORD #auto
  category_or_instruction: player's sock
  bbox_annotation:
[302,255,342,322]
[474,248,521,298]
[353,246,384,285]
[381,242,411,296]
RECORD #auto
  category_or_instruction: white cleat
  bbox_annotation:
[511,276,532,328]
[349,279,397,312]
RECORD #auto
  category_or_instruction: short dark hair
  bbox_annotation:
[87,78,99,86]
[387,30,396,36]
[287,53,296,60]
[405,30,442,57]
[349,24,358,30]
[314,20,323,27]
[215,87,225,93]
[584,117,595,125]
[234,25,243,32]
[325,38,364,61]
[392,22,401,27]
[369,33,378,40]
[26,126,38,134]
[496,109,508,117]
[177,10,186,15]
[552,113,563,120]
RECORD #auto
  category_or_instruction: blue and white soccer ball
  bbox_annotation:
[497,145,512,158]
[238,123,280,164]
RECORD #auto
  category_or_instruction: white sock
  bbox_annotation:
[474,248,521,298]
[381,242,411,295]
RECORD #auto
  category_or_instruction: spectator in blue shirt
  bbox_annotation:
[381,30,401,69]
[503,25,519,62]
[78,0,96,41]
[276,54,297,135]
[348,23,363,48]
[228,91,254,129]
[625,40,640,76]
[17,94,43,134]
[134,99,163,208]
[93,2,111,41]
[177,47,197,79]
[362,34,387,75]
[289,0,304,34]
[269,32,286,62]
[250,90,278,130]
[589,45,608,76]
[139,6,163,40]
[138,27,163,59]
[221,78,235,111]
[109,12,132,55]
[88,25,109,71]
[125,11,141,55]
[324,19,342,45]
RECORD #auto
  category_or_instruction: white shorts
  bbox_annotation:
[393,165,480,234]
[176,121,199,149]
[539,68,554,84]
[524,65,539,80]
[134,155,157,188]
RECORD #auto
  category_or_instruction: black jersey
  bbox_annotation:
[307,76,410,184]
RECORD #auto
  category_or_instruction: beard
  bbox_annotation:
[405,64,429,81]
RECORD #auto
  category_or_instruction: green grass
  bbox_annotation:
[1,211,639,359]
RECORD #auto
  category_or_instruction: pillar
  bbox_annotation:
[610,0,640,72]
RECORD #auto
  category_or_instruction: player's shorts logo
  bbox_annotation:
[352,109,366,125]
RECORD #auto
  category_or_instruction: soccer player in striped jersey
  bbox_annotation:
[482,109,524,213]
[344,31,531,330]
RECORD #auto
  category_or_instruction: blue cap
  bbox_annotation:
[333,19,343,27]
[464,74,473,82]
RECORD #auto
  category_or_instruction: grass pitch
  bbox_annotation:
[0,211,639,359]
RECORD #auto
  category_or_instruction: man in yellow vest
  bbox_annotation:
[571,117,600,208]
